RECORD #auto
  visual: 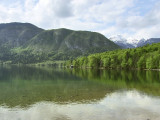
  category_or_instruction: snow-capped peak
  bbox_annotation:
[127,38,146,47]
[127,38,140,47]
[109,35,147,48]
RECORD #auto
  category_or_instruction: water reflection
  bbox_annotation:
[0,90,160,120]
[0,65,160,120]
[66,68,160,96]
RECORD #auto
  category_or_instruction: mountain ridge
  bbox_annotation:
[0,22,44,48]
[0,22,120,64]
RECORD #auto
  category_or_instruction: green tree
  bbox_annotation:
[146,56,152,69]
[137,56,146,69]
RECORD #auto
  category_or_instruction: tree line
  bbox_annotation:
[65,43,160,69]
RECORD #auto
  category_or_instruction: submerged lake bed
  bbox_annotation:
[0,65,160,120]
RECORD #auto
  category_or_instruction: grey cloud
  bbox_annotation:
[53,0,73,18]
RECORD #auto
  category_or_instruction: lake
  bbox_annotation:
[0,65,160,120]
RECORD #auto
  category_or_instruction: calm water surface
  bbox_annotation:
[0,65,160,120]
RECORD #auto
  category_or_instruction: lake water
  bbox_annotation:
[0,65,160,120]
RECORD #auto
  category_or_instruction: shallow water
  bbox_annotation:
[0,65,160,120]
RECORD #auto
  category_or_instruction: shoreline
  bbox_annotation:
[144,69,160,71]
[1,64,160,71]
[66,66,160,71]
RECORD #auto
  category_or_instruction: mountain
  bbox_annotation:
[109,35,134,48]
[127,38,140,47]
[110,35,160,48]
[0,23,120,64]
[137,38,160,47]
[25,28,120,60]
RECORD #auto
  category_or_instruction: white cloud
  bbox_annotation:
[115,1,160,39]
[0,0,159,39]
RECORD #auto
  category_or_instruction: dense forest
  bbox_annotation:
[65,42,160,69]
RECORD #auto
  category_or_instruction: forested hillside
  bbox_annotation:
[66,43,160,69]
[24,28,119,61]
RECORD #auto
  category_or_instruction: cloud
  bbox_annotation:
[53,0,73,18]
[0,0,159,39]
[0,2,23,22]
[115,1,160,39]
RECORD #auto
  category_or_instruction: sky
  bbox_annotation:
[0,0,159,40]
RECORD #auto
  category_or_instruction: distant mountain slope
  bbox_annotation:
[137,38,160,47]
[0,22,44,48]
[114,41,135,49]
[109,35,134,48]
